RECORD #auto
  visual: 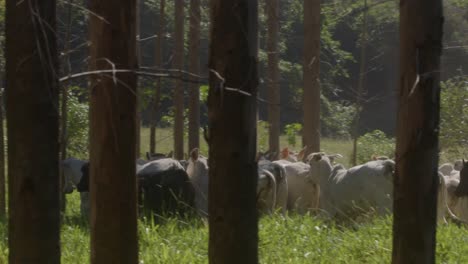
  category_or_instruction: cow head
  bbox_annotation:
[308,152,333,184]
[454,159,464,171]
[146,152,171,161]
[455,159,468,197]
[187,148,208,181]
[77,162,90,193]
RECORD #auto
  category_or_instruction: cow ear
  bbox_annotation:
[167,151,173,158]
[190,148,199,161]
[297,146,307,162]
[256,152,263,162]
[281,148,289,159]
[313,153,322,161]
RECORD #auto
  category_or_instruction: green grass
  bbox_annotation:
[1,192,467,263]
[139,126,354,166]
[0,129,462,262]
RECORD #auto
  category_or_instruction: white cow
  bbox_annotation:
[279,161,318,214]
[308,153,394,219]
[439,163,455,177]
[439,161,463,213]
[258,160,288,214]
[274,152,342,215]
[186,148,209,216]
[257,169,277,214]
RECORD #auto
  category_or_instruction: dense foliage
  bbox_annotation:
[65,87,89,159]
[1,0,466,156]
[440,76,468,161]
[356,130,395,164]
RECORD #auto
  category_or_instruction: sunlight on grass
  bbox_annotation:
[0,180,467,263]
[139,127,355,166]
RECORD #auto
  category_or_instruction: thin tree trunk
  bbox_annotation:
[174,0,185,160]
[0,76,5,219]
[265,0,280,160]
[302,0,321,156]
[6,1,60,262]
[135,0,142,158]
[60,0,74,213]
[208,0,259,263]
[150,0,166,154]
[88,0,139,262]
[188,0,201,153]
[392,1,443,263]
[351,0,368,166]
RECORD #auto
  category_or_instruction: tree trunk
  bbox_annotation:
[135,0,142,158]
[188,0,201,153]
[392,1,443,263]
[6,1,60,262]
[174,0,185,160]
[60,0,74,213]
[208,1,259,263]
[0,76,5,219]
[302,0,321,156]
[88,0,139,263]
[351,0,368,166]
[265,0,280,160]
[150,0,166,154]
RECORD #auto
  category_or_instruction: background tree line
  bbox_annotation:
[20,0,464,160]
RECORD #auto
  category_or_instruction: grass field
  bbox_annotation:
[139,126,355,167]
[0,127,465,263]
[1,191,467,263]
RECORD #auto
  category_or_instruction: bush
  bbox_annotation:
[440,75,468,161]
[66,87,89,159]
[257,120,269,152]
[321,95,356,139]
[356,130,395,164]
[284,123,302,147]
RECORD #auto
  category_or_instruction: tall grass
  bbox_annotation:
[1,192,467,263]
[0,129,463,262]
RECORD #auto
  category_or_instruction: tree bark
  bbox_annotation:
[265,0,280,160]
[392,1,443,263]
[88,0,139,263]
[60,0,74,213]
[135,0,142,158]
[6,1,60,262]
[0,79,4,219]
[150,0,166,154]
[208,1,259,263]
[188,0,201,153]
[302,0,321,156]
[174,0,185,160]
[351,0,368,166]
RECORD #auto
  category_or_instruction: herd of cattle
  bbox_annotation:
[61,147,468,224]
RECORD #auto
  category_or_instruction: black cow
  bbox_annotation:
[78,159,195,219]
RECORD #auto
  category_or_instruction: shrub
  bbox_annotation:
[440,75,468,161]
[257,120,269,152]
[66,87,89,159]
[284,123,302,147]
[321,95,356,139]
[356,130,395,164]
